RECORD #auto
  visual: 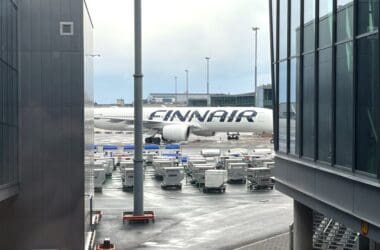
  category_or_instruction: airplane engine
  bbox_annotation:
[162,124,190,141]
[191,130,216,137]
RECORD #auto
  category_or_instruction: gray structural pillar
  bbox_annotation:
[293,200,313,250]
[133,0,144,216]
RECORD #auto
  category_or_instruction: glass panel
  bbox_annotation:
[291,0,301,56]
[318,48,332,163]
[336,42,353,168]
[337,0,354,42]
[290,58,299,154]
[358,0,379,34]
[302,53,315,158]
[357,35,379,175]
[279,61,288,152]
[319,0,333,47]
[0,2,18,187]
[279,0,288,59]
[304,0,316,52]
[272,0,277,60]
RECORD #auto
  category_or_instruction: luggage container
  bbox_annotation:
[119,160,134,181]
[252,148,273,155]
[161,167,184,189]
[222,157,244,170]
[94,168,106,192]
[187,158,207,177]
[203,170,227,193]
[250,155,275,168]
[201,149,221,157]
[152,159,175,179]
[227,162,247,183]
[228,148,249,156]
[144,152,157,165]
[246,167,274,190]
[205,157,217,166]
[192,164,215,185]
[123,168,134,191]
[94,161,111,177]
[96,158,113,177]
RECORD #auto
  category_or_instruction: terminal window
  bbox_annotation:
[271,0,379,178]
[0,0,19,191]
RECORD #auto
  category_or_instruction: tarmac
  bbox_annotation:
[93,132,293,250]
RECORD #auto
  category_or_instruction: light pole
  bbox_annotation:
[205,57,210,106]
[174,76,178,103]
[185,69,189,105]
[133,0,144,216]
[252,27,259,106]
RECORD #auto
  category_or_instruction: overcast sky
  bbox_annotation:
[87,0,271,104]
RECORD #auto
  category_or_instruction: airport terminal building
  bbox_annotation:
[270,0,380,249]
[0,0,94,249]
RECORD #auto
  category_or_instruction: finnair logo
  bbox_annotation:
[148,109,257,123]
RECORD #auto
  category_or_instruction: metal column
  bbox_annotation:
[205,57,210,106]
[252,27,259,106]
[185,69,189,105]
[133,0,144,216]
[293,200,313,250]
[174,76,178,103]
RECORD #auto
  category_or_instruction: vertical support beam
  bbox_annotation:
[286,0,291,154]
[293,200,313,250]
[332,0,337,167]
[133,0,144,216]
[352,0,358,173]
[314,0,320,161]
[299,0,304,157]
[275,0,280,151]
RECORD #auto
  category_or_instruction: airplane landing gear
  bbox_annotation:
[145,137,161,145]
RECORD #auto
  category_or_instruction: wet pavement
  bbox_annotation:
[93,132,293,250]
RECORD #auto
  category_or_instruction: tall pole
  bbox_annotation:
[185,69,189,105]
[133,0,144,216]
[174,76,178,103]
[252,27,259,106]
[205,57,210,106]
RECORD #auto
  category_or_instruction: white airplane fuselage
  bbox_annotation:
[94,106,273,135]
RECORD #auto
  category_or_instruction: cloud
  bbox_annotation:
[87,0,271,103]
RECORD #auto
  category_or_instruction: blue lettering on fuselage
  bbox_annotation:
[148,109,257,122]
[170,110,191,122]
[207,110,228,122]
[189,110,210,122]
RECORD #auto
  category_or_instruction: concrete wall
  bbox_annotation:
[0,0,93,249]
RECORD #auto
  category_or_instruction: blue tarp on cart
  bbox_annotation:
[164,144,181,150]
[144,144,160,150]
[124,144,135,150]
[103,145,118,150]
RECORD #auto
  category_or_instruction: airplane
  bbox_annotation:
[94,106,273,144]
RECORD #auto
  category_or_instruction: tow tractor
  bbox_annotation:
[145,136,161,145]
[227,132,240,140]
